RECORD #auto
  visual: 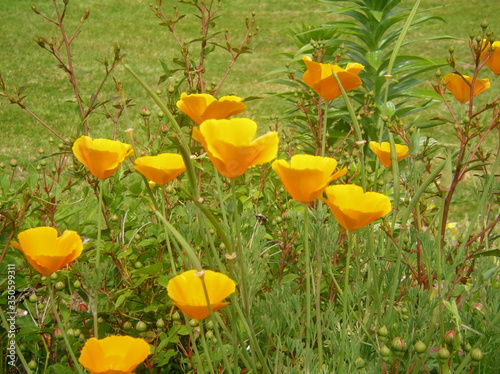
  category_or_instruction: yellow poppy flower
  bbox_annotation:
[167,269,236,320]
[79,335,150,374]
[133,153,186,186]
[480,40,500,75]
[322,185,392,231]
[176,92,247,125]
[442,73,490,103]
[302,56,364,100]
[369,141,409,168]
[272,154,347,204]
[11,227,83,276]
[192,118,279,179]
[72,135,133,180]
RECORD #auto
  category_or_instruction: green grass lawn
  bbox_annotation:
[0,0,499,165]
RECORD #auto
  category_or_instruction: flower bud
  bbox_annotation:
[55,281,65,291]
[172,311,181,321]
[123,321,133,330]
[9,158,18,168]
[392,337,407,352]
[444,330,455,346]
[156,318,165,328]
[378,325,389,342]
[414,340,427,358]
[470,348,483,362]
[380,345,391,362]
[135,321,147,332]
[354,357,365,369]
[438,346,450,363]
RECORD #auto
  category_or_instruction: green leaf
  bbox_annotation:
[115,291,132,308]
[281,273,299,284]
[132,262,163,276]
[471,249,500,258]
[482,266,498,281]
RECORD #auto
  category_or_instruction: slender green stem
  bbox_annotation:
[48,278,84,374]
[93,178,104,338]
[388,132,401,231]
[0,307,33,374]
[123,63,199,199]
[386,158,447,323]
[339,230,355,371]
[230,179,250,314]
[331,70,366,189]
[436,191,447,337]
[321,100,330,157]
[303,203,312,373]
[153,210,202,270]
[199,273,234,372]
[315,233,324,369]
[160,186,177,275]
[198,321,216,374]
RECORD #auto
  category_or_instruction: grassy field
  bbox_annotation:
[0,0,499,165]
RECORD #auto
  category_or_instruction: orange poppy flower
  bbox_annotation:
[272,154,347,204]
[133,153,186,186]
[176,92,247,125]
[167,269,236,320]
[79,335,150,374]
[480,40,500,75]
[369,141,409,168]
[322,185,392,231]
[442,73,490,103]
[192,118,279,178]
[302,56,364,100]
[11,227,83,276]
[72,135,133,179]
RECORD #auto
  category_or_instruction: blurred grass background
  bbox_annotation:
[0,0,498,165]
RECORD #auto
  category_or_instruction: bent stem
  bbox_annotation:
[48,278,83,374]
[93,178,105,338]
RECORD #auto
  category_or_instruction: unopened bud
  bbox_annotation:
[480,19,488,30]
[470,348,483,362]
[31,5,41,14]
[438,346,451,362]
